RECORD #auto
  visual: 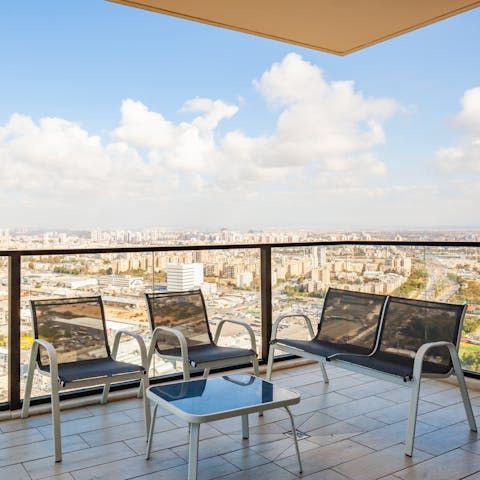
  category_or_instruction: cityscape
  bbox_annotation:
[1,228,480,403]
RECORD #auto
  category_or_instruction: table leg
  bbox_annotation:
[242,414,249,439]
[188,423,200,480]
[284,406,302,473]
[145,403,158,460]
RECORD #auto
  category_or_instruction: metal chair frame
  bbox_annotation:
[21,296,151,462]
[145,290,259,381]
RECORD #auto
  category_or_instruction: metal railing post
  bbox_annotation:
[260,246,272,362]
[8,253,21,410]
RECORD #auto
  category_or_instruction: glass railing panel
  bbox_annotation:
[424,246,480,373]
[0,256,8,404]
[271,245,328,343]
[271,244,425,356]
[150,248,261,378]
[20,252,153,399]
[387,245,427,300]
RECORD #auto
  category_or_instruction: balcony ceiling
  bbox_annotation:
[107,0,480,55]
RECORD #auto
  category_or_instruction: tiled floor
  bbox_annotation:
[2,362,480,479]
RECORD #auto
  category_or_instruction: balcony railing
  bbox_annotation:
[1,240,480,411]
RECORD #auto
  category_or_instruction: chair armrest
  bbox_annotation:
[147,326,189,369]
[112,330,148,370]
[271,314,315,342]
[411,341,456,381]
[33,339,59,379]
[214,319,257,354]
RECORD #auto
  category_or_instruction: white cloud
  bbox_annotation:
[0,53,403,227]
[0,112,169,200]
[432,87,480,174]
[209,53,397,189]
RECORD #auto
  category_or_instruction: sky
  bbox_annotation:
[1,1,480,231]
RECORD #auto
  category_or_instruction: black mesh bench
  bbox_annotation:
[267,288,477,456]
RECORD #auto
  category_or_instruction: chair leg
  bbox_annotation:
[142,374,151,440]
[51,378,62,462]
[101,381,111,405]
[202,368,210,378]
[405,377,421,457]
[145,403,158,460]
[320,361,329,384]
[266,344,275,381]
[450,347,477,432]
[252,357,260,377]
[21,344,38,418]
[140,343,156,398]
[285,406,303,474]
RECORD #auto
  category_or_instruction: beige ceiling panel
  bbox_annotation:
[107,0,480,55]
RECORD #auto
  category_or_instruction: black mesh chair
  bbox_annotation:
[21,296,151,462]
[266,288,387,383]
[145,290,259,380]
[330,296,477,456]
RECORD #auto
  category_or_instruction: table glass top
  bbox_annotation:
[148,374,298,416]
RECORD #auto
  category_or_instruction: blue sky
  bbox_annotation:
[1,1,480,230]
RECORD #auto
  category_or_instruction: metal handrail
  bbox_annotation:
[2,238,480,257]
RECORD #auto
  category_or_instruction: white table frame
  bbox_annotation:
[145,375,303,480]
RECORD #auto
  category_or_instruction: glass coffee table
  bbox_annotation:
[145,374,302,480]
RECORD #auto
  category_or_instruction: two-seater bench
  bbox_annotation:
[266,288,478,456]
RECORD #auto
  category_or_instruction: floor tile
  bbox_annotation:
[275,439,373,476]
[322,396,395,420]
[418,403,480,428]
[136,455,239,480]
[334,443,432,480]
[221,448,271,470]
[365,400,440,425]
[0,464,31,480]
[71,448,184,480]
[413,421,477,455]
[125,423,219,455]
[338,380,399,400]
[79,415,174,447]
[300,469,352,480]
[395,447,480,480]
[353,420,437,451]
[24,441,136,480]
[173,434,244,461]
[291,392,353,416]
[0,434,88,468]
[217,462,296,480]
[0,426,45,449]
[37,412,133,440]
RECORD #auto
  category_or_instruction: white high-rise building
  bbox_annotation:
[318,247,327,267]
[167,263,204,292]
[311,247,319,269]
[236,271,253,287]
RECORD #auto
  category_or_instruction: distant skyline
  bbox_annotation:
[1,2,480,230]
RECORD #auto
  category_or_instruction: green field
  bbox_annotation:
[459,341,480,371]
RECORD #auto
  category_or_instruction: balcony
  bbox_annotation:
[0,240,479,479]
[1,360,479,479]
